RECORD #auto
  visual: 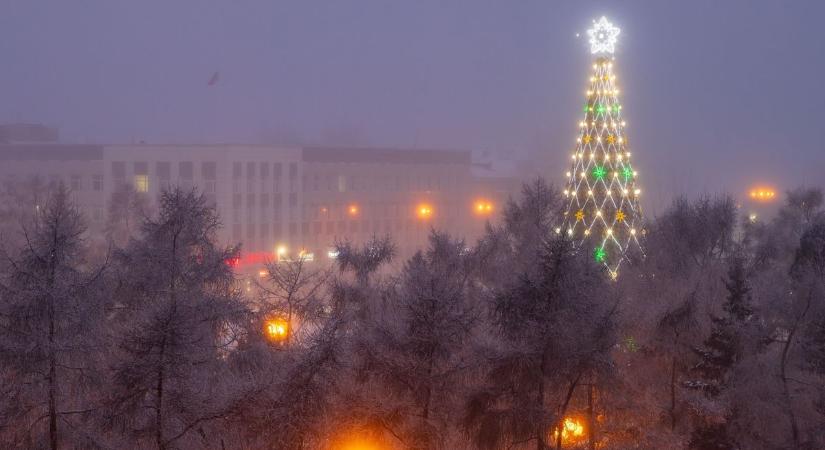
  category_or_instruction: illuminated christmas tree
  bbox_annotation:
[559,16,644,277]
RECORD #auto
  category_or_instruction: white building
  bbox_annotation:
[1,143,504,269]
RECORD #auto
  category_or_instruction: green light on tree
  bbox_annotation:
[596,103,606,115]
[622,166,633,181]
[592,165,607,180]
[583,103,589,113]
[612,103,621,114]
[594,246,606,263]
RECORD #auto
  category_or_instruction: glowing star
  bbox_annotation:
[582,135,592,144]
[622,166,634,181]
[594,246,606,263]
[592,165,607,180]
[588,16,621,54]
[616,210,625,222]
[606,134,616,144]
[575,209,585,221]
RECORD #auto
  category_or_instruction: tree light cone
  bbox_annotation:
[561,42,645,276]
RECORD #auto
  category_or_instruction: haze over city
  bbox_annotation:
[4,1,825,212]
[2,2,825,449]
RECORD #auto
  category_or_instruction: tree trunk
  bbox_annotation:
[670,356,677,430]
[47,227,59,450]
[48,311,58,450]
[155,340,166,450]
[556,372,583,450]
[587,383,596,450]
[779,291,812,449]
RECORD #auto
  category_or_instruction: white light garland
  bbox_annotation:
[587,16,620,54]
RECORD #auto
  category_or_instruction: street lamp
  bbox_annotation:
[473,200,494,216]
[416,204,433,220]
[265,318,289,343]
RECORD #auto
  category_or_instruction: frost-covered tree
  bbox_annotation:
[686,255,755,450]
[106,183,150,246]
[0,185,105,449]
[103,188,246,449]
[256,253,331,345]
[353,231,479,448]
[463,180,616,450]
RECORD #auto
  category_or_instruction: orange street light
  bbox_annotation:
[748,187,776,202]
[474,200,494,215]
[265,318,289,343]
[551,417,586,445]
[348,204,359,216]
[417,204,433,220]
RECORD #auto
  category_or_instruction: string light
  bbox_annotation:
[587,16,622,55]
[560,16,645,277]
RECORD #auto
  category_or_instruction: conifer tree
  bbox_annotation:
[560,16,644,277]
[687,256,754,449]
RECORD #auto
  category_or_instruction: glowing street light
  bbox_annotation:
[417,204,433,220]
[265,318,289,343]
[348,204,359,216]
[474,200,494,216]
[551,417,586,445]
[749,187,776,202]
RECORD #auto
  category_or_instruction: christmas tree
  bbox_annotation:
[560,16,644,277]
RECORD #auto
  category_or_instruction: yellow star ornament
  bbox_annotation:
[582,135,592,144]
[575,209,585,221]
[616,210,625,222]
[606,134,616,144]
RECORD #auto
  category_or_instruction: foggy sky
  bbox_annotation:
[2,0,825,212]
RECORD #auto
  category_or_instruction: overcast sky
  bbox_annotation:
[2,0,824,210]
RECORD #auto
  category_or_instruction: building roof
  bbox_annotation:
[302,146,471,165]
[0,144,103,161]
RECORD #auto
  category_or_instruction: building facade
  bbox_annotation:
[1,143,501,268]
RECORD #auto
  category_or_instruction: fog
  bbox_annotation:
[3,1,825,213]
[3,2,825,449]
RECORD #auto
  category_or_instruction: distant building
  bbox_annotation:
[0,123,59,144]
[0,142,507,269]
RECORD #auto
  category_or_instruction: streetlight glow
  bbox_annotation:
[417,204,433,219]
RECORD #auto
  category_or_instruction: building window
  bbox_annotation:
[246,162,256,179]
[134,175,149,193]
[337,175,346,193]
[92,174,103,191]
[288,192,297,207]
[273,223,282,241]
[233,162,242,179]
[179,162,194,180]
[112,161,126,178]
[202,161,217,180]
[158,164,171,191]
[70,175,81,191]
[134,161,148,175]
[288,162,297,178]
[260,162,270,179]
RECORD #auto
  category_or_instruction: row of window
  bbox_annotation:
[232,161,298,179]
[300,173,466,193]
[232,220,430,246]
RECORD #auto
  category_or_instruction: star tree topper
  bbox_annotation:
[587,16,620,54]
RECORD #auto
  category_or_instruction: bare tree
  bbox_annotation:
[255,253,331,345]
[352,231,480,448]
[0,185,105,449]
[106,183,150,246]
[103,188,246,449]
